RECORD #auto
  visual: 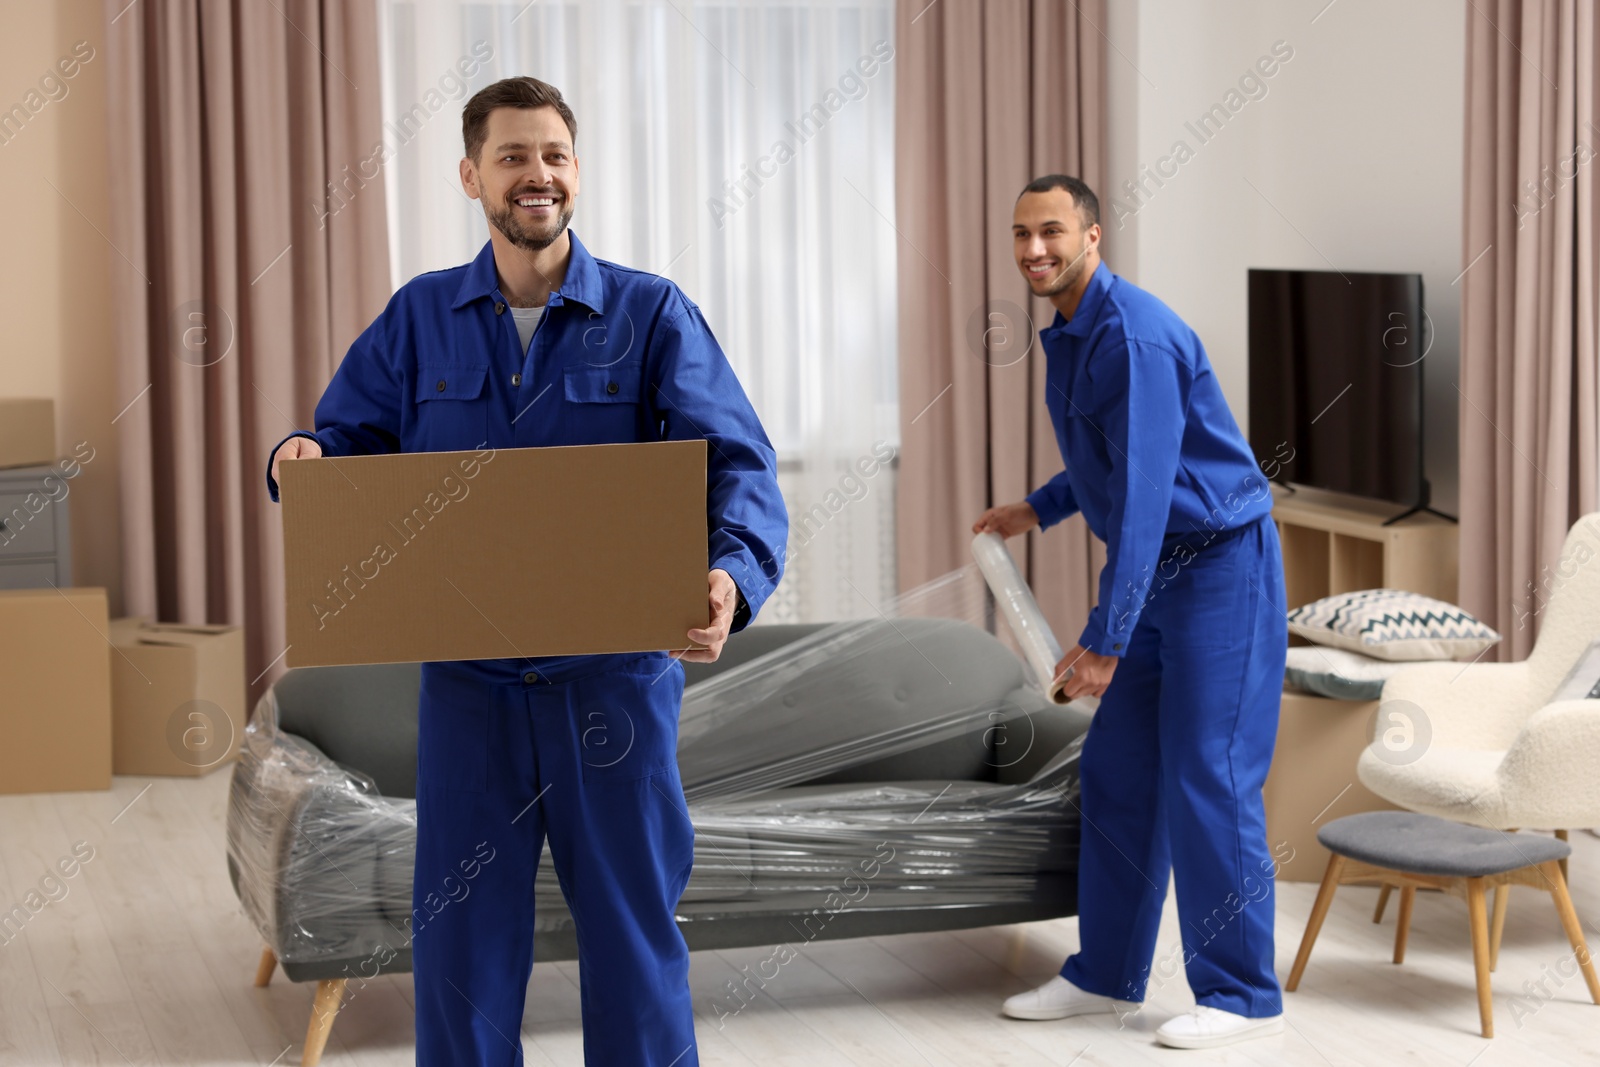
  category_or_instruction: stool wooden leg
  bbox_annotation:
[1393,886,1416,964]
[1543,860,1600,1005]
[1490,886,1509,972]
[1288,853,1345,992]
[1374,883,1393,923]
[255,946,277,988]
[1467,877,1494,1038]
[1555,830,1570,882]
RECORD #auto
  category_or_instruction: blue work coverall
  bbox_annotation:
[266,232,788,1065]
[1024,260,1288,1018]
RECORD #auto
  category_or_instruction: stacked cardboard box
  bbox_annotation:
[0,399,55,469]
[1264,688,1399,882]
[109,619,247,776]
[0,587,112,794]
[0,594,250,793]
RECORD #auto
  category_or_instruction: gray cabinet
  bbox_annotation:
[0,465,73,589]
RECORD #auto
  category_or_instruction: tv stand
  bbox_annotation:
[1382,478,1457,527]
[1271,486,1458,605]
[1383,502,1458,526]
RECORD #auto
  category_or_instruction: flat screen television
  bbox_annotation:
[1247,268,1443,522]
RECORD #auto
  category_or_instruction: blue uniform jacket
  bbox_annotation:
[267,231,788,682]
[1025,261,1271,658]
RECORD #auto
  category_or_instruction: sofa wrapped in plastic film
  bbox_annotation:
[226,562,1091,981]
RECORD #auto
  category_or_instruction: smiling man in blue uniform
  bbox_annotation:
[973,176,1288,1050]
[266,77,787,1066]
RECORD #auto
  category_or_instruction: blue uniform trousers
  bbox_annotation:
[410,653,699,1066]
[1059,517,1288,1018]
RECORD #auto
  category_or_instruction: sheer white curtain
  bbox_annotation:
[375,0,899,623]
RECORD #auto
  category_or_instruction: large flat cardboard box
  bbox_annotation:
[1264,688,1398,882]
[0,587,111,793]
[0,398,55,469]
[109,619,247,776]
[280,441,709,667]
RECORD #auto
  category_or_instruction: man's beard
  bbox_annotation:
[1033,236,1093,298]
[485,192,573,253]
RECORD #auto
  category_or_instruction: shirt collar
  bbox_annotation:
[1042,259,1112,339]
[451,229,606,314]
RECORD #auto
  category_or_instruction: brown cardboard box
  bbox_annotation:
[280,441,709,667]
[1264,687,1399,882]
[0,398,56,469]
[109,619,247,776]
[0,587,111,793]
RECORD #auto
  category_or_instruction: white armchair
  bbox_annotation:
[1357,512,1600,832]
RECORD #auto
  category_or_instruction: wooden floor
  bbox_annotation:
[2,771,1597,1065]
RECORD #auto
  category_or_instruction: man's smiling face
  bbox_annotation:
[463,105,579,252]
[1013,188,1099,299]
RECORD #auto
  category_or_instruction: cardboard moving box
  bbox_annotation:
[280,440,709,667]
[0,398,56,469]
[0,587,111,794]
[110,619,247,776]
[1264,687,1398,882]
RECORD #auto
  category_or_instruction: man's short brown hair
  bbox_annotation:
[1019,174,1100,228]
[461,77,577,161]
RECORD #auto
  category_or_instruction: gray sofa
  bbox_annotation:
[227,618,1089,1061]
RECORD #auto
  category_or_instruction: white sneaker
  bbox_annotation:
[1001,975,1125,1021]
[1154,1005,1284,1049]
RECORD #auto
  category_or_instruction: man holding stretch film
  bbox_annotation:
[972,175,1288,1050]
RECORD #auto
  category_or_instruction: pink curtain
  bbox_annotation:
[1461,0,1600,658]
[894,0,1107,639]
[106,0,391,698]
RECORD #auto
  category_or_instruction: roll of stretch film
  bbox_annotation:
[970,532,1073,704]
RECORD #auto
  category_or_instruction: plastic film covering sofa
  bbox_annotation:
[226,565,1091,983]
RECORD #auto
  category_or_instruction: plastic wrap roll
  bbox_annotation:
[971,532,1071,704]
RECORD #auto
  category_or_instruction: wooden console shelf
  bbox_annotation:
[1265,487,1456,880]
[1271,486,1458,607]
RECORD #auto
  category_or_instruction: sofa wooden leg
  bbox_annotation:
[1393,886,1416,964]
[1544,860,1600,1006]
[1373,883,1393,924]
[255,946,277,988]
[1288,854,1345,992]
[1466,877,1494,1038]
[1555,830,1569,882]
[302,978,347,1067]
[1490,886,1509,972]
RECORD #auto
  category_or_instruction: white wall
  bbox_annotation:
[1106,0,1464,515]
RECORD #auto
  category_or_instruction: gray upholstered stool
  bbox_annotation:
[1286,811,1599,1037]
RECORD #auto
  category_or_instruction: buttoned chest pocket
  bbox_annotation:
[1046,374,1086,439]
[1062,403,1103,469]
[1053,377,1107,473]
[412,362,489,452]
[561,361,645,443]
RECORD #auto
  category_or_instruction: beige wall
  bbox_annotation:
[1107,0,1465,516]
[0,0,120,613]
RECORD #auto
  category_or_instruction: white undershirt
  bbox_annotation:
[510,305,546,355]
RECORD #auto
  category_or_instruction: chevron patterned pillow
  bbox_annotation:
[1286,589,1501,662]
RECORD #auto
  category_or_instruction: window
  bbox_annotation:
[378,0,898,619]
